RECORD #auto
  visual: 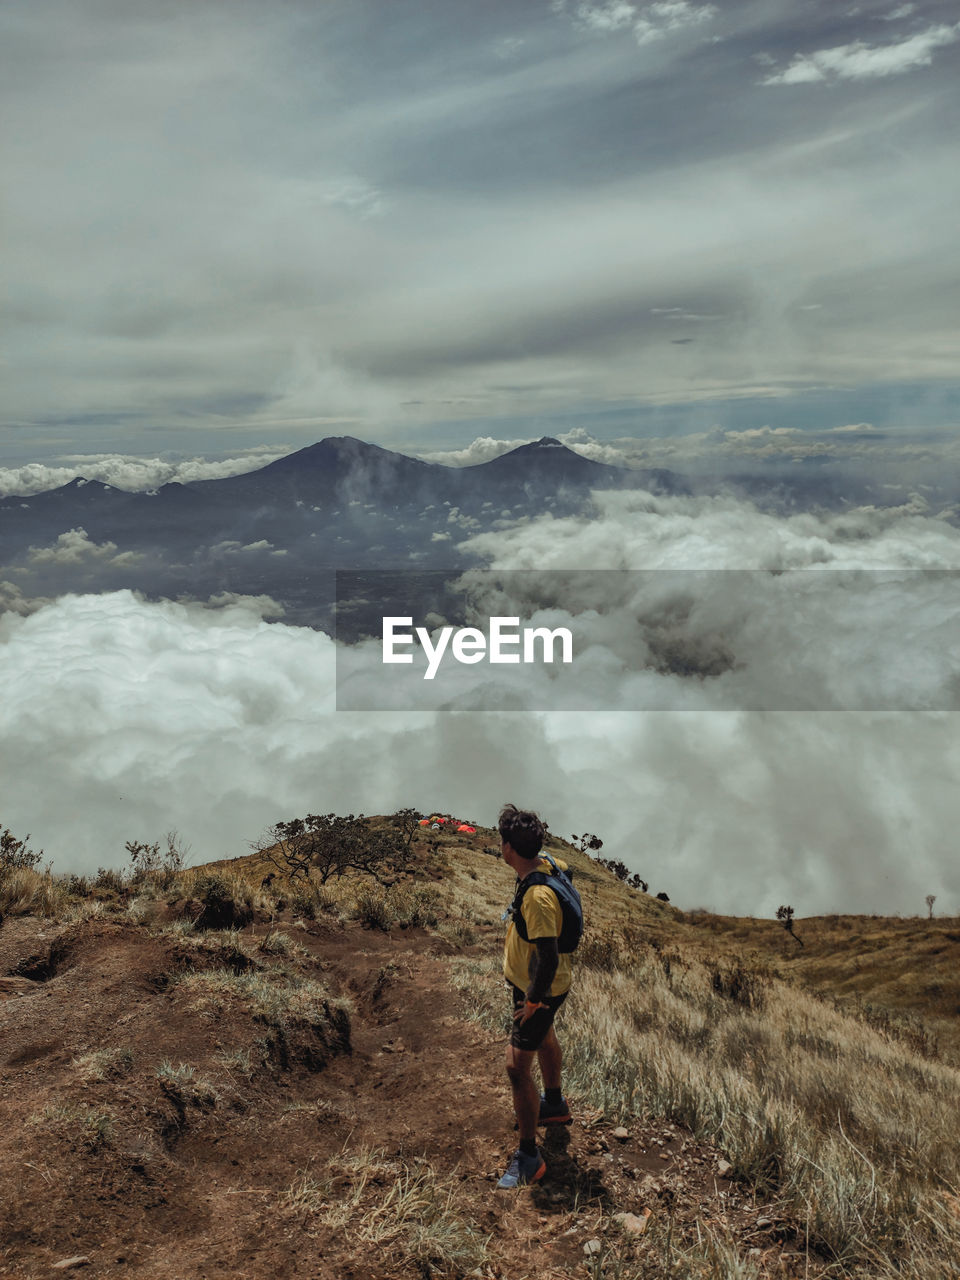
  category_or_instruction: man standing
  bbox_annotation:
[496,803,573,1190]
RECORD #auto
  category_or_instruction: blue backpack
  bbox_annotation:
[505,854,583,953]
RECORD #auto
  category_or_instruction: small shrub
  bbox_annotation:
[352,885,393,930]
[290,881,339,920]
[0,825,43,875]
[126,830,190,890]
[94,866,127,894]
[259,930,300,956]
[191,872,255,930]
[436,919,479,946]
[392,885,441,928]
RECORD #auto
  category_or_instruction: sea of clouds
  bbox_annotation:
[0,446,291,498]
[3,481,960,917]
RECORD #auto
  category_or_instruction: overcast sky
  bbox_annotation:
[3,0,960,463]
[3,2,960,918]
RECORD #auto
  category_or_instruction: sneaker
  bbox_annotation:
[496,1147,546,1189]
[539,1094,572,1125]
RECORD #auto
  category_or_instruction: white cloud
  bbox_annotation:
[548,425,960,475]
[417,437,533,467]
[576,0,715,43]
[0,581,53,616]
[459,486,960,572]
[27,527,141,567]
[0,448,292,499]
[762,23,960,85]
[634,1,715,45]
[2,589,959,916]
[332,488,960,718]
[577,1,637,32]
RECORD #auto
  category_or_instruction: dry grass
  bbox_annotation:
[281,1143,490,1273]
[156,1060,221,1108]
[582,1213,765,1280]
[350,883,442,930]
[73,1046,134,1082]
[0,866,68,918]
[27,1101,115,1151]
[175,966,352,1044]
[450,950,960,1277]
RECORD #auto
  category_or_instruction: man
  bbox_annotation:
[496,803,573,1190]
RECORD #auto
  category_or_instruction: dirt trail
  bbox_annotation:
[0,913,809,1279]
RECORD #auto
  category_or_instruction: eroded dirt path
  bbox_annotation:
[1,913,812,1279]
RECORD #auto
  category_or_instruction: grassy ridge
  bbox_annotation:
[451,944,960,1277]
[5,817,960,1277]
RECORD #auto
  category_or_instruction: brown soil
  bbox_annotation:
[1,911,814,1279]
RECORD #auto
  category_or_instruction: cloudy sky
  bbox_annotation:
[3,0,960,463]
[3,1,960,917]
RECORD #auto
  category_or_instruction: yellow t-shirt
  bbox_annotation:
[503,856,573,997]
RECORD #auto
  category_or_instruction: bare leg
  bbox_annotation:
[505,1044,539,1141]
[537,1025,562,1092]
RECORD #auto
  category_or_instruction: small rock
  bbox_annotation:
[611,1126,629,1141]
[614,1210,651,1236]
[583,1239,602,1256]
[52,1260,91,1272]
[756,1216,773,1228]
[659,1152,670,1160]
[717,1159,733,1177]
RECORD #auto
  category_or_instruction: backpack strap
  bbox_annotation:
[504,858,559,939]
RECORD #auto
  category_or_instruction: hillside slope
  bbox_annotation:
[2,822,959,1279]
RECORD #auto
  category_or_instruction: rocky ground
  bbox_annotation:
[0,910,817,1279]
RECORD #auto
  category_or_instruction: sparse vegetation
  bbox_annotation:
[0,824,43,874]
[350,883,442,931]
[186,871,257,930]
[126,829,191,889]
[5,814,960,1279]
[777,904,803,947]
[28,1102,114,1151]
[258,929,303,956]
[156,1060,221,1108]
[281,1145,490,1272]
[255,812,417,886]
[451,949,960,1275]
[0,864,67,918]
[73,1047,134,1081]
[176,967,352,1069]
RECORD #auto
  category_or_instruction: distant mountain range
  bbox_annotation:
[0,435,932,630]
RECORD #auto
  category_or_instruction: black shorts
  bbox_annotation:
[509,983,568,1052]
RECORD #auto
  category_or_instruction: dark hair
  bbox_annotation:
[498,803,545,860]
